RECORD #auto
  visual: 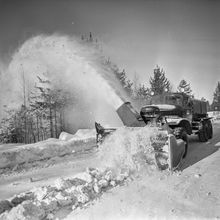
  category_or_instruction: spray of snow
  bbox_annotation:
[98,126,168,172]
[2,34,130,130]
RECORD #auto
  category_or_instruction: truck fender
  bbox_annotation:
[166,118,192,135]
[200,117,212,122]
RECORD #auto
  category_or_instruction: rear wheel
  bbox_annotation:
[173,127,188,158]
[198,121,209,142]
[207,120,213,139]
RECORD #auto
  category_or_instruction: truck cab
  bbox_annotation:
[140,92,212,143]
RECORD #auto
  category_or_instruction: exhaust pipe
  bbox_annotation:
[116,102,146,127]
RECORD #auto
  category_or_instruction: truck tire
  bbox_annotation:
[198,121,209,142]
[173,127,188,158]
[207,120,213,139]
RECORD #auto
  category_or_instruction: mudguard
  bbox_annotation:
[166,117,188,125]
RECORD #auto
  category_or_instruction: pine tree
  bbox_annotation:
[118,69,127,87]
[89,32,93,42]
[213,82,220,103]
[177,79,192,96]
[103,58,135,98]
[149,66,171,95]
[124,79,133,96]
[132,73,139,96]
[136,84,150,99]
[212,82,220,111]
[0,106,28,143]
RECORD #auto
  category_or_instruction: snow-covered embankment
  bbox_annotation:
[0,130,96,170]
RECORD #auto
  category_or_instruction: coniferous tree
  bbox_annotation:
[132,74,139,96]
[124,79,133,96]
[213,82,220,103]
[103,57,135,98]
[89,32,93,42]
[212,82,220,111]
[177,79,192,96]
[118,69,127,87]
[136,85,150,99]
[0,106,27,143]
[149,66,171,95]
[132,73,151,104]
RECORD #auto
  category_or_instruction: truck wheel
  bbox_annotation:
[207,120,213,139]
[198,121,209,142]
[173,127,188,158]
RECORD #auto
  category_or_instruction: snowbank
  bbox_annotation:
[59,129,96,141]
[208,111,220,123]
[0,135,96,169]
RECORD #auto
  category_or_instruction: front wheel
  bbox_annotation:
[198,121,209,142]
[173,127,188,158]
[207,120,213,139]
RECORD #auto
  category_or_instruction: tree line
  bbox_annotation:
[0,73,76,143]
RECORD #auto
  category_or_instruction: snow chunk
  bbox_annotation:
[73,172,93,183]
[54,178,72,190]
[73,187,89,204]
[98,179,108,188]
[33,187,49,201]
[40,198,58,213]
[104,170,113,181]
[93,183,101,194]
[0,200,13,214]
[4,201,46,220]
[55,192,72,206]
[11,193,34,206]
[46,213,54,220]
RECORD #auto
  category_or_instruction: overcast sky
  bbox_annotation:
[0,0,219,102]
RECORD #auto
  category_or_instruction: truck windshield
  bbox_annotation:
[151,94,183,106]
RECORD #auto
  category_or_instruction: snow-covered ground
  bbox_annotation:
[66,123,220,220]
[0,130,96,170]
[0,123,220,219]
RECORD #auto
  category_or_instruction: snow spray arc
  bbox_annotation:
[7,34,127,130]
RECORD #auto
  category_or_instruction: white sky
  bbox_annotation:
[0,0,219,102]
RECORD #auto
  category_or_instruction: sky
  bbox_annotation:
[0,0,219,102]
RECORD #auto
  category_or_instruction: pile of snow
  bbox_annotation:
[59,132,76,141]
[0,136,96,170]
[98,126,168,172]
[0,167,130,220]
[208,111,220,123]
[59,129,96,141]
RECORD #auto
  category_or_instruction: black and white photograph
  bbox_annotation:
[0,0,220,219]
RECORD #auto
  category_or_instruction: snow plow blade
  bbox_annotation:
[167,134,185,171]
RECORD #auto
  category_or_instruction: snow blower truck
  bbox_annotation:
[95,92,213,171]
